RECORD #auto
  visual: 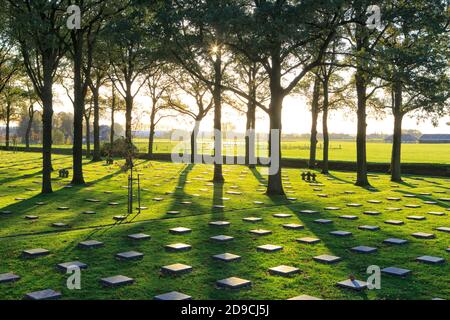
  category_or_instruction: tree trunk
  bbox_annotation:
[191,119,201,164]
[309,77,321,169]
[92,87,101,161]
[41,55,54,194]
[245,94,256,168]
[267,52,285,196]
[110,87,116,148]
[71,32,85,185]
[213,52,224,183]
[85,116,91,159]
[322,78,330,174]
[355,70,370,187]
[148,99,157,157]
[125,85,133,166]
[25,108,33,150]
[390,82,403,182]
[5,103,10,149]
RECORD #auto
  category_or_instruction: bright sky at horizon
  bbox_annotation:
[50,85,450,136]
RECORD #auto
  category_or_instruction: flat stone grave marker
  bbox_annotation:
[367,200,382,204]
[213,253,241,263]
[314,219,333,225]
[313,188,322,191]
[330,231,352,237]
[209,221,230,227]
[299,210,319,214]
[24,289,61,300]
[269,265,300,277]
[243,217,262,223]
[36,202,46,206]
[82,211,96,215]
[283,224,304,230]
[253,201,264,205]
[381,267,411,277]
[15,197,26,201]
[404,194,417,198]
[109,202,119,206]
[153,198,164,202]
[438,198,450,202]
[385,220,404,226]
[165,243,192,252]
[22,248,49,258]
[288,295,322,300]
[287,197,297,201]
[386,207,402,211]
[339,215,358,220]
[56,261,88,272]
[344,191,356,194]
[257,244,283,253]
[273,213,292,218]
[1,211,13,215]
[180,201,192,205]
[383,238,408,245]
[313,254,342,264]
[405,204,421,209]
[167,211,181,215]
[436,227,450,234]
[227,191,242,195]
[210,235,234,242]
[216,277,251,289]
[25,215,39,220]
[85,199,100,203]
[170,227,192,235]
[351,246,378,254]
[419,193,432,196]
[52,222,68,228]
[387,197,401,201]
[213,205,225,209]
[161,263,193,275]
[128,233,151,241]
[364,211,381,216]
[296,237,320,244]
[0,273,20,284]
[113,216,126,221]
[324,207,340,211]
[416,255,445,265]
[336,279,367,291]
[154,291,192,301]
[58,207,70,211]
[407,216,426,221]
[347,203,362,208]
[359,225,380,231]
[78,240,104,249]
[101,275,134,287]
[317,194,328,198]
[412,232,435,239]
[249,229,272,236]
[116,251,144,261]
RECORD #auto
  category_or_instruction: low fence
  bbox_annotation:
[1,146,448,177]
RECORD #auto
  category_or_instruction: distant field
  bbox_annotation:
[11,139,450,164]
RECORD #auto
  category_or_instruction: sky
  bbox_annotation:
[53,85,450,136]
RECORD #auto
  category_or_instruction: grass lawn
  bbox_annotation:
[0,151,448,300]
[14,139,450,164]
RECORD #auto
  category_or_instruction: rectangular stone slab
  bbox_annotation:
[116,251,144,261]
[269,265,300,276]
[101,275,134,287]
[0,273,20,284]
[412,232,435,239]
[170,227,192,235]
[336,279,367,291]
[283,224,304,230]
[296,237,321,244]
[381,267,411,277]
[256,245,283,253]
[56,261,88,272]
[416,256,445,265]
[288,295,322,300]
[329,231,352,237]
[359,225,380,231]
[165,243,192,252]
[213,253,241,262]
[161,263,193,275]
[22,248,50,258]
[24,289,61,300]
[384,238,408,245]
[216,277,252,289]
[78,240,104,249]
[210,235,234,242]
[313,255,342,264]
[154,291,192,300]
[127,233,151,241]
[351,246,378,254]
